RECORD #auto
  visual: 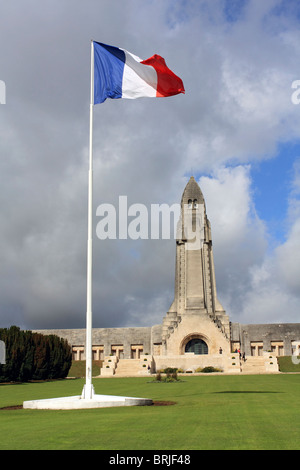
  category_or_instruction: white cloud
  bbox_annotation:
[195,163,300,325]
[275,220,300,296]
[217,161,300,324]
[197,167,267,320]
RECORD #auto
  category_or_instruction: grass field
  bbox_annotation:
[0,374,299,450]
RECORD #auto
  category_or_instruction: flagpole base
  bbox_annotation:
[23,393,153,410]
[81,383,95,400]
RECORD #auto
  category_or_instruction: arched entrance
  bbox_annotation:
[185,338,208,355]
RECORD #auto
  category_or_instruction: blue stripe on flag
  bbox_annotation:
[93,42,126,104]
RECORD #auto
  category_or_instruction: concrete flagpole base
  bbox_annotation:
[23,394,153,410]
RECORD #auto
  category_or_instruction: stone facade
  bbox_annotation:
[34,177,300,374]
[231,322,300,356]
[35,326,162,360]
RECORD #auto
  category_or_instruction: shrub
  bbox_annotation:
[153,372,181,383]
[0,326,72,382]
[201,366,222,373]
[163,367,178,374]
[170,371,177,380]
[155,372,162,381]
[153,368,182,382]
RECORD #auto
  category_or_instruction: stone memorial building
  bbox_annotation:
[35,177,300,375]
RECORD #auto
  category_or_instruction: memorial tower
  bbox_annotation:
[162,176,231,355]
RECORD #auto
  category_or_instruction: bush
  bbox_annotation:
[163,367,178,374]
[0,326,72,382]
[153,370,181,383]
[170,370,178,381]
[201,366,222,373]
[155,372,162,381]
[195,366,223,373]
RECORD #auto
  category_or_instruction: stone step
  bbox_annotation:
[240,356,274,374]
[114,359,141,377]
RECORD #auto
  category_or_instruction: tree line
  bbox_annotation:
[0,326,72,382]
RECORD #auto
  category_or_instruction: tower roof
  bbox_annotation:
[181,176,205,206]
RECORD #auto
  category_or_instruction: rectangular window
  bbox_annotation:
[271,341,284,356]
[72,346,84,361]
[92,346,104,361]
[250,342,263,356]
[131,345,143,359]
[111,345,124,359]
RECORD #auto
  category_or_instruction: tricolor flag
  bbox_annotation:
[93,41,185,104]
[82,41,185,400]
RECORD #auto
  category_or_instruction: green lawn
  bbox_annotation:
[68,360,103,377]
[0,374,299,450]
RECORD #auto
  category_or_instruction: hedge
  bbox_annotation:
[0,325,72,382]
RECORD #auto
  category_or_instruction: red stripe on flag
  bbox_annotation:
[141,55,185,97]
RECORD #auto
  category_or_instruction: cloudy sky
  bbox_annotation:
[1,0,300,331]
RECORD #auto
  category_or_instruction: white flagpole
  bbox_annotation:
[82,40,95,399]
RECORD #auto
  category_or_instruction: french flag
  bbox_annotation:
[93,41,185,104]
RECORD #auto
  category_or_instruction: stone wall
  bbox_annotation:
[231,323,300,355]
[34,325,162,359]
[154,352,240,374]
[34,321,300,360]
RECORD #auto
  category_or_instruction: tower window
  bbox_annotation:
[188,199,192,208]
[185,338,208,355]
[193,199,198,208]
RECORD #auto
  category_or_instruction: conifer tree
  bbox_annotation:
[0,326,72,382]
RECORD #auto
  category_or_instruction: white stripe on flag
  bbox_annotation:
[122,50,157,99]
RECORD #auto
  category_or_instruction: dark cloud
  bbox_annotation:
[1,0,300,330]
